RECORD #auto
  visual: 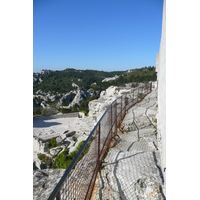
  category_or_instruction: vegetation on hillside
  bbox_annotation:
[51,141,86,169]
[79,94,99,115]
[91,66,157,91]
[33,67,156,94]
[56,93,99,115]
[51,135,94,169]
[46,138,57,149]
[33,66,157,116]
[38,153,52,167]
[33,68,125,94]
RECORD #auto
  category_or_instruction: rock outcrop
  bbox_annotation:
[89,86,132,123]
[102,75,119,82]
[33,169,65,200]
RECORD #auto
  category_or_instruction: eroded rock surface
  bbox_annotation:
[33,169,65,200]
[92,88,166,200]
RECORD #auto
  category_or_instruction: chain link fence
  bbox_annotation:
[48,82,152,200]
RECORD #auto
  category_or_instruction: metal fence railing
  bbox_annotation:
[47,82,152,200]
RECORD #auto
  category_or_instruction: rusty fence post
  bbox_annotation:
[98,123,100,164]
[132,89,133,107]
[146,84,148,94]
[111,104,112,137]
[121,96,122,121]
[56,191,60,200]
[115,101,117,134]
[142,86,144,99]
[125,94,126,112]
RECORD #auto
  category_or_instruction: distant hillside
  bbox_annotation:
[33,66,156,116]
[33,68,125,94]
[90,66,157,90]
[33,67,156,94]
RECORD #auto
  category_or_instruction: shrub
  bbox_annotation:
[38,153,52,166]
[53,148,70,169]
[72,136,77,142]
[41,109,45,116]
[51,141,86,169]
[49,138,57,148]
[154,130,157,137]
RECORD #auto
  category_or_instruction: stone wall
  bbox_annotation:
[33,112,79,120]
[156,0,166,184]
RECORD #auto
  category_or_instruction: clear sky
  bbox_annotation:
[33,0,163,72]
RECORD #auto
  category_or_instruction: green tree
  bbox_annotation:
[49,138,57,148]
[41,109,45,116]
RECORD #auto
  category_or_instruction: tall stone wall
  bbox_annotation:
[156,0,166,184]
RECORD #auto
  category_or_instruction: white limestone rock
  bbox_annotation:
[72,82,79,88]
[89,86,128,123]
[39,77,43,83]
[134,178,163,200]
[33,169,65,200]
[69,88,89,107]
[33,77,37,82]
[104,86,118,97]
[56,136,63,144]
[41,101,50,108]
[102,75,119,82]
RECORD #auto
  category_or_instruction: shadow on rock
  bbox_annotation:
[33,118,62,128]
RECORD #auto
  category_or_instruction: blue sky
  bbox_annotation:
[33,0,163,72]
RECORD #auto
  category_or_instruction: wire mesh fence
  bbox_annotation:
[48,82,152,200]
